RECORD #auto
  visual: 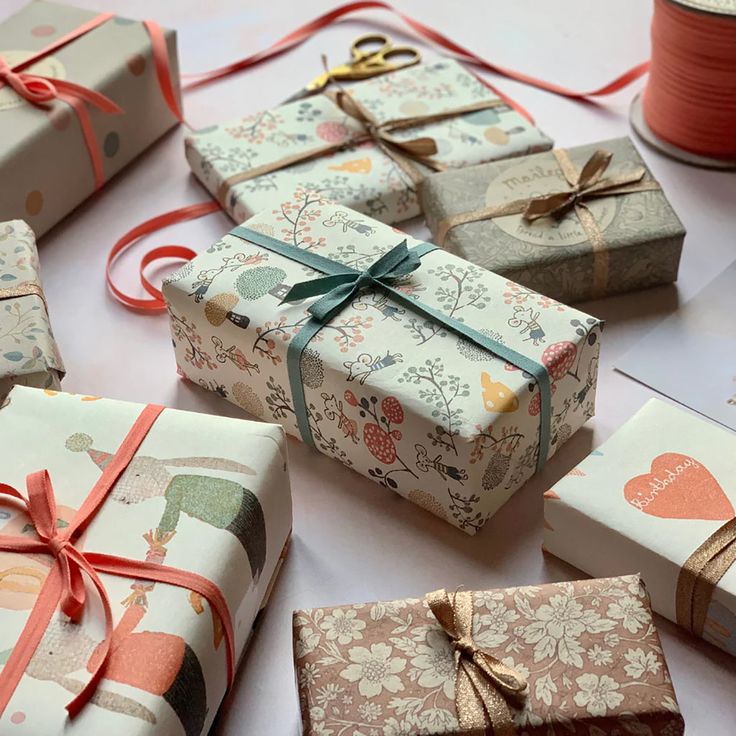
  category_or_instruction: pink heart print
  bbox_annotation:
[624,452,734,521]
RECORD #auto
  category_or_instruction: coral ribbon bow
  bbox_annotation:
[0,405,235,719]
[426,588,527,736]
[281,238,421,323]
[523,149,646,222]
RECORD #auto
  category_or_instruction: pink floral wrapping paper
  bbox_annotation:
[293,575,684,736]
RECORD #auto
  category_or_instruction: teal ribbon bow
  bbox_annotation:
[230,226,552,472]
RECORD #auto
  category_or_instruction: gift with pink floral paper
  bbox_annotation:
[163,196,601,534]
[292,574,684,735]
[0,220,63,397]
[544,398,736,657]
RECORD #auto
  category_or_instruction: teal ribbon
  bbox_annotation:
[230,225,552,471]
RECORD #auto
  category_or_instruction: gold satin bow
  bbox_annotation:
[522,149,644,221]
[426,589,527,735]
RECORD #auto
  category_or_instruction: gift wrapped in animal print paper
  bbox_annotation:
[293,575,684,735]
[0,386,291,735]
[0,220,64,397]
[185,59,552,226]
[163,196,601,534]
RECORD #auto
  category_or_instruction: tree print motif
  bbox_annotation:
[404,263,489,345]
[343,391,417,489]
[503,281,566,311]
[188,252,267,303]
[194,141,259,180]
[169,310,217,370]
[225,110,291,145]
[398,359,470,456]
[274,190,330,249]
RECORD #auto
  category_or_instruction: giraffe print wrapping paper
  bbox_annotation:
[185,59,553,227]
[0,1,181,237]
[543,398,736,657]
[0,220,64,398]
[0,385,292,735]
[162,197,602,535]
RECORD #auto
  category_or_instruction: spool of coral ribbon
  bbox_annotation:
[631,0,736,168]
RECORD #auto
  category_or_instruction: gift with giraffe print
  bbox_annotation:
[0,385,292,735]
[163,197,602,534]
[185,58,553,227]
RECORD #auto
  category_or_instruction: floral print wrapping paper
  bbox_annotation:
[0,1,181,237]
[0,386,292,736]
[544,399,736,657]
[185,59,553,226]
[421,137,685,304]
[0,220,63,398]
[163,196,602,534]
[293,574,684,735]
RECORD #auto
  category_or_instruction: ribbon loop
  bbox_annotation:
[427,588,526,733]
[0,57,57,104]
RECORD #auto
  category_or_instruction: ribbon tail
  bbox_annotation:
[365,239,418,279]
[308,280,363,323]
[462,659,517,736]
[577,149,612,188]
[282,273,356,305]
[53,78,122,114]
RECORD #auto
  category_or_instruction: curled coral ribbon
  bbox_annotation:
[0,404,234,718]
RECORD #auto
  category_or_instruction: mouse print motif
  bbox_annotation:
[64,433,267,585]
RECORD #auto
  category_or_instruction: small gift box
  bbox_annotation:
[293,575,684,735]
[544,398,736,657]
[420,137,685,303]
[163,196,601,534]
[0,220,64,397]
[0,1,181,237]
[0,385,292,734]
[185,59,552,226]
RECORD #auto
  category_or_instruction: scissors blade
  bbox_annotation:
[281,87,318,105]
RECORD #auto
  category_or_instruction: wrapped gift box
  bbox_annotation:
[421,137,685,303]
[163,196,601,535]
[0,385,292,734]
[0,220,64,397]
[293,575,684,735]
[185,59,552,226]
[544,399,736,656]
[0,1,181,237]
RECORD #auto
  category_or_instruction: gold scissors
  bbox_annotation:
[283,33,421,104]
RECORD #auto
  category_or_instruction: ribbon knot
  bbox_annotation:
[427,588,527,736]
[522,149,645,221]
[281,238,421,323]
[0,56,58,105]
[46,535,71,558]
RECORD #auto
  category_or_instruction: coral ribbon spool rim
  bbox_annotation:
[641,0,736,160]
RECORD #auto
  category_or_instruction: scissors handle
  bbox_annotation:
[349,32,421,76]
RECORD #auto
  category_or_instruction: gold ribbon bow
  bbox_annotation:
[216,90,505,206]
[426,589,527,735]
[0,282,47,309]
[676,517,736,639]
[434,148,662,299]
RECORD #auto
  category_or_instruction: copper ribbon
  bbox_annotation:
[427,589,527,735]
[0,282,46,308]
[216,92,505,205]
[676,517,736,639]
[434,148,662,299]
[0,405,235,718]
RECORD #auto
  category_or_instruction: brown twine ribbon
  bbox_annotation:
[0,282,47,309]
[434,148,662,299]
[675,516,736,639]
[216,90,506,206]
[426,588,527,735]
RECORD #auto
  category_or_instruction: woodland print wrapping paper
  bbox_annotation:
[163,197,602,534]
[544,399,736,657]
[0,220,63,397]
[0,386,292,735]
[185,59,552,226]
[293,575,684,735]
[421,137,685,304]
[0,1,181,237]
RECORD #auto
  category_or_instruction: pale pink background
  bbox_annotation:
[3,1,736,733]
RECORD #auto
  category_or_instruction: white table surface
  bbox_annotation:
[4,0,736,733]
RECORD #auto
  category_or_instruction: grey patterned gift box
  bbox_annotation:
[420,137,685,304]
